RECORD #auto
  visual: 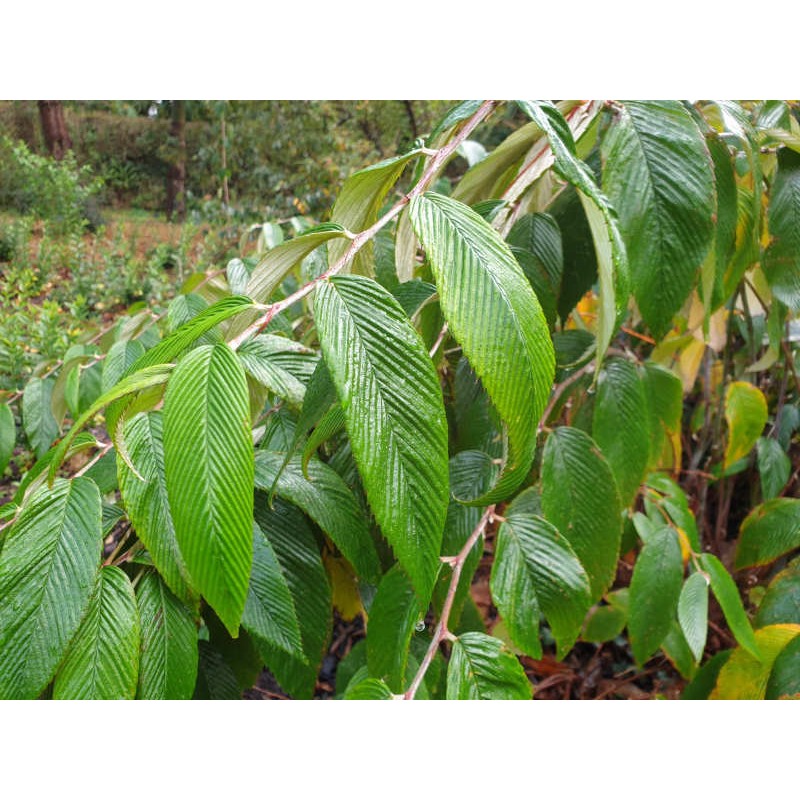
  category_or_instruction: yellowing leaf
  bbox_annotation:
[724,381,767,468]
[324,553,363,622]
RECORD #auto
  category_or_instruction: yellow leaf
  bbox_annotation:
[724,381,767,468]
[323,552,363,622]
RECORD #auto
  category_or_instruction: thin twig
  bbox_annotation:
[537,361,595,433]
[428,323,449,359]
[403,504,496,700]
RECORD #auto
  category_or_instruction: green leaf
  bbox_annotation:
[314,275,449,602]
[163,343,254,636]
[329,149,424,277]
[541,427,622,602]
[301,405,345,476]
[582,593,628,644]
[446,632,532,700]
[699,553,759,658]
[756,565,800,627]
[764,148,800,312]
[241,521,304,660]
[136,571,199,700]
[602,100,715,337]
[194,640,241,700]
[628,526,684,665]
[661,619,698,681]
[410,192,554,503]
[102,340,146,393]
[237,334,318,408]
[254,450,381,582]
[592,359,650,508]
[644,473,701,553]
[252,497,332,699]
[22,377,59,459]
[491,488,591,660]
[366,565,421,693]
[642,363,683,472]
[681,650,732,699]
[677,571,709,662]
[757,437,791,500]
[117,411,196,604]
[712,624,800,700]
[724,381,767,467]
[0,401,14,476]
[53,566,140,699]
[167,293,215,339]
[344,677,395,700]
[0,477,102,699]
[735,498,800,569]
[765,635,800,699]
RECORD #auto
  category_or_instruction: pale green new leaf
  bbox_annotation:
[254,449,380,582]
[541,427,622,601]
[602,100,715,337]
[0,477,102,699]
[736,498,800,569]
[678,571,709,663]
[117,411,196,604]
[724,381,767,468]
[628,526,683,666]
[136,571,198,700]
[447,632,532,700]
[328,149,424,277]
[22,377,59,459]
[366,565,421,693]
[241,522,304,660]
[0,401,14,476]
[163,343,254,636]
[764,148,800,311]
[314,275,449,602]
[592,359,650,508]
[53,566,140,699]
[410,192,554,504]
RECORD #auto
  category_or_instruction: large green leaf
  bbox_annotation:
[410,191,554,503]
[52,566,140,699]
[677,571,709,663]
[22,376,59,459]
[252,496,332,699]
[756,437,791,501]
[0,401,14,476]
[724,381,767,468]
[254,450,380,581]
[628,526,684,665]
[540,427,622,601]
[314,275,449,602]
[735,498,800,569]
[102,340,146,393]
[764,148,800,311]
[0,477,102,699]
[601,100,715,337]
[117,411,196,604]
[163,343,254,636]
[241,521,304,660]
[136,571,198,700]
[344,677,395,700]
[592,359,650,508]
[699,553,759,658]
[756,565,800,627]
[491,488,590,660]
[366,565,421,693]
[766,635,800,698]
[328,149,424,277]
[642,363,683,471]
[446,632,532,700]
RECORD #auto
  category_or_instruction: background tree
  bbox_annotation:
[37,101,72,161]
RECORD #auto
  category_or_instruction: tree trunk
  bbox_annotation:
[37,101,72,160]
[166,100,187,222]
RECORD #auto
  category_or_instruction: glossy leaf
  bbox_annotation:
[541,427,622,601]
[756,437,791,500]
[491,488,591,660]
[0,478,102,699]
[447,632,532,700]
[163,343,254,636]
[252,497,332,699]
[724,381,767,467]
[315,275,448,601]
[366,565,421,693]
[764,148,800,311]
[0,401,14,476]
[53,566,140,699]
[241,522,304,660]
[344,677,395,700]
[628,526,684,665]
[117,411,196,604]
[136,571,198,700]
[735,498,800,569]
[677,571,709,662]
[254,449,380,581]
[699,553,759,658]
[22,377,59,459]
[712,624,800,700]
[602,100,715,337]
[592,359,650,508]
[410,191,554,503]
